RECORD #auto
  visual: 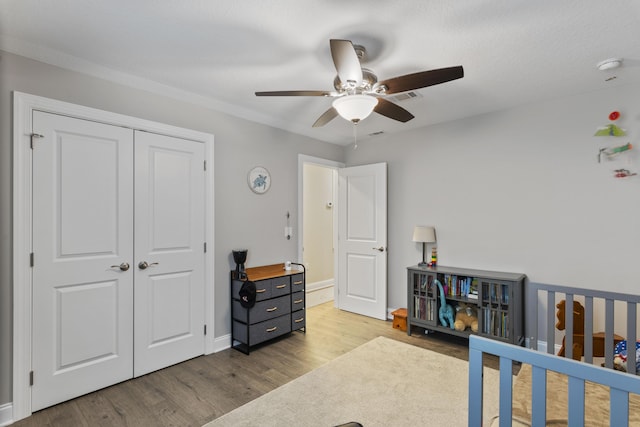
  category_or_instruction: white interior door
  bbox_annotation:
[133,131,206,376]
[32,111,134,411]
[337,163,387,320]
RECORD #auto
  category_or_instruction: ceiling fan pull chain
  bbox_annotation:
[353,122,358,150]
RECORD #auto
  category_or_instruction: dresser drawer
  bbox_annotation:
[233,295,291,324]
[251,315,292,345]
[233,315,291,347]
[232,278,272,302]
[291,291,305,311]
[291,311,305,331]
[271,276,290,297]
[291,273,304,293]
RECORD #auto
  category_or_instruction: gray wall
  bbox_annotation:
[0,50,344,406]
[345,82,640,317]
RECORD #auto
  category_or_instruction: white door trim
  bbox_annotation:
[12,91,215,422]
[297,155,344,304]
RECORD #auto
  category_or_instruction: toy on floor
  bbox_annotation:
[556,300,624,360]
[435,279,454,329]
[454,302,478,333]
[613,340,640,374]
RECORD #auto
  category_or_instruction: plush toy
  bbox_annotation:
[613,340,640,374]
[454,302,478,333]
[435,279,455,329]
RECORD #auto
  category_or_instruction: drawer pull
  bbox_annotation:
[266,326,278,333]
[256,288,267,293]
[293,281,303,285]
[294,299,303,304]
[275,284,287,289]
[266,307,278,312]
[294,318,305,323]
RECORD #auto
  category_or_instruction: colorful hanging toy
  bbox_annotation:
[594,111,626,136]
[613,169,637,178]
[598,142,633,163]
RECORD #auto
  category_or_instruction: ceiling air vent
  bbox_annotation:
[388,91,422,102]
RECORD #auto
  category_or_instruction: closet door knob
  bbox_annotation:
[373,246,385,252]
[138,261,159,270]
[110,262,130,271]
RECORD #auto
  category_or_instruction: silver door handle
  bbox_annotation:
[110,262,130,271]
[138,261,159,270]
[373,246,385,252]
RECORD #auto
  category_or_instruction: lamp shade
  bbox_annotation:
[412,226,436,243]
[332,94,378,123]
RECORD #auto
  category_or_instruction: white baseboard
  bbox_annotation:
[306,280,334,308]
[532,340,561,354]
[212,334,231,352]
[0,402,13,427]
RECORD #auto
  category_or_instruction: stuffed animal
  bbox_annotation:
[434,279,455,329]
[613,340,640,374]
[454,302,478,333]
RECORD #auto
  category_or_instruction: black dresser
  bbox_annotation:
[231,263,305,354]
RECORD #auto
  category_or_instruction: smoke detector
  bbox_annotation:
[597,58,623,71]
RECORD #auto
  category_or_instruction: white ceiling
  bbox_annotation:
[2,1,640,145]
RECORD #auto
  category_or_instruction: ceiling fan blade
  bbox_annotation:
[312,107,339,127]
[255,90,336,97]
[374,98,415,123]
[375,66,464,95]
[330,39,363,86]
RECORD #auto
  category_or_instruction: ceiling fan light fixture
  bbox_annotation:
[332,94,378,123]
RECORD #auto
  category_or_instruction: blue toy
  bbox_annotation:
[435,279,455,329]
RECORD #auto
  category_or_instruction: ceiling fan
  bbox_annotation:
[255,39,464,127]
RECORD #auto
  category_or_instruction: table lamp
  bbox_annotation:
[412,226,436,266]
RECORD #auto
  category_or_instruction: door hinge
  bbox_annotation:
[204,242,207,253]
[30,252,34,267]
[204,324,207,335]
[29,370,34,386]
[30,133,44,149]
[204,160,207,171]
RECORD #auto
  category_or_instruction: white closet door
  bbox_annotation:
[133,131,206,376]
[31,111,134,411]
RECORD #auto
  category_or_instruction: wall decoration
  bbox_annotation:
[598,142,633,163]
[593,110,637,178]
[594,123,627,137]
[594,110,626,136]
[248,166,271,194]
[614,169,637,178]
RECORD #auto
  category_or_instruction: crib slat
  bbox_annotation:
[627,302,637,375]
[567,376,585,426]
[530,365,547,427]
[605,299,615,369]
[610,388,629,427]
[546,291,556,355]
[583,296,594,364]
[498,357,513,425]
[565,294,574,360]
[467,345,483,427]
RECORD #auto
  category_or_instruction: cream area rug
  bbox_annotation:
[205,336,500,427]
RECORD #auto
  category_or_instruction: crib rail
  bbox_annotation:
[526,282,640,374]
[468,335,640,427]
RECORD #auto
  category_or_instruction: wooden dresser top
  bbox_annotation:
[242,263,302,281]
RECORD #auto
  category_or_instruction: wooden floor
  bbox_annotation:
[12,302,492,427]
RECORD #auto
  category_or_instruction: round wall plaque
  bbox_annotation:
[248,166,271,194]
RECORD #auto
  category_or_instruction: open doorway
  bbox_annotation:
[298,155,343,307]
